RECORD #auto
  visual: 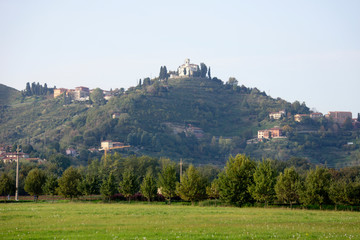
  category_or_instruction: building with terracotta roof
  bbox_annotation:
[258,127,282,139]
[325,111,352,124]
[310,112,323,119]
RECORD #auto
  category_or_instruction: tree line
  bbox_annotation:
[1,154,359,209]
[22,82,53,97]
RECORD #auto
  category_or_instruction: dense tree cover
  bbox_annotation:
[1,76,359,167]
[1,153,360,211]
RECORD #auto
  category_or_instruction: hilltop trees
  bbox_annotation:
[23,82,50,96]
[159,66,168,80]
[90,88,106,106]
[200,63,207,78]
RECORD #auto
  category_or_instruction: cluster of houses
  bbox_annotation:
[53,86,114,101]
[257,110,358,141]
[0,145,44,164]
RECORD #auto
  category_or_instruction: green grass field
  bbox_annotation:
[1,202,359,239]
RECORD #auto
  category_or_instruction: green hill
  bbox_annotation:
[0,78,359,167]
[0,84,20,105]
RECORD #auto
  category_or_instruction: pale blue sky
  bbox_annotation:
[1,0,359,115]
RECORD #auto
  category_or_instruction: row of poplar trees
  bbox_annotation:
[1,154,360,209]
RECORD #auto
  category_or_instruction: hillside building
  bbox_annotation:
[325,111,352,124]
[177,59,200,77]
[310,112,323,119]
[53,88,68,98]
[269,110,285,120]
[258,127,282,139]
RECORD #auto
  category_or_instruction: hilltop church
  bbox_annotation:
[170,59,200,78]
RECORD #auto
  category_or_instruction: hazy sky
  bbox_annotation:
[1,0,359,115]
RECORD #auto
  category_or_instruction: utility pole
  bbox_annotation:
[180,159,183,182]
[15,145,20,201]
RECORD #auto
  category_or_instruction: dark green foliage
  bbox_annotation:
[300,167,331,208]
[48,154,71,176]
[0,173,15,201]
[342,117,353,130]
[23,82,50,97]
[176,165,207,205]
[58,167,82,199]
[90,88,105,106]
[218,154,256,206]
[42,174,58,201]
[24,168,47,201]
[200,63,207,78]
[329,178,350,208]
[159,66,168,80]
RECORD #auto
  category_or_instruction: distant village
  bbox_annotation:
[53,86,116,102]
[254,110,359,143]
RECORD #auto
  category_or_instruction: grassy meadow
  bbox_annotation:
[1,202,360,239]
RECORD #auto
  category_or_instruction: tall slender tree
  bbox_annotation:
[158,162,177,204]
[140,168,157,202]
[100,173,117,202]
[119,168,139,202]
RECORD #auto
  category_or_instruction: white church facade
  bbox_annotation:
[170,59,200,78]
